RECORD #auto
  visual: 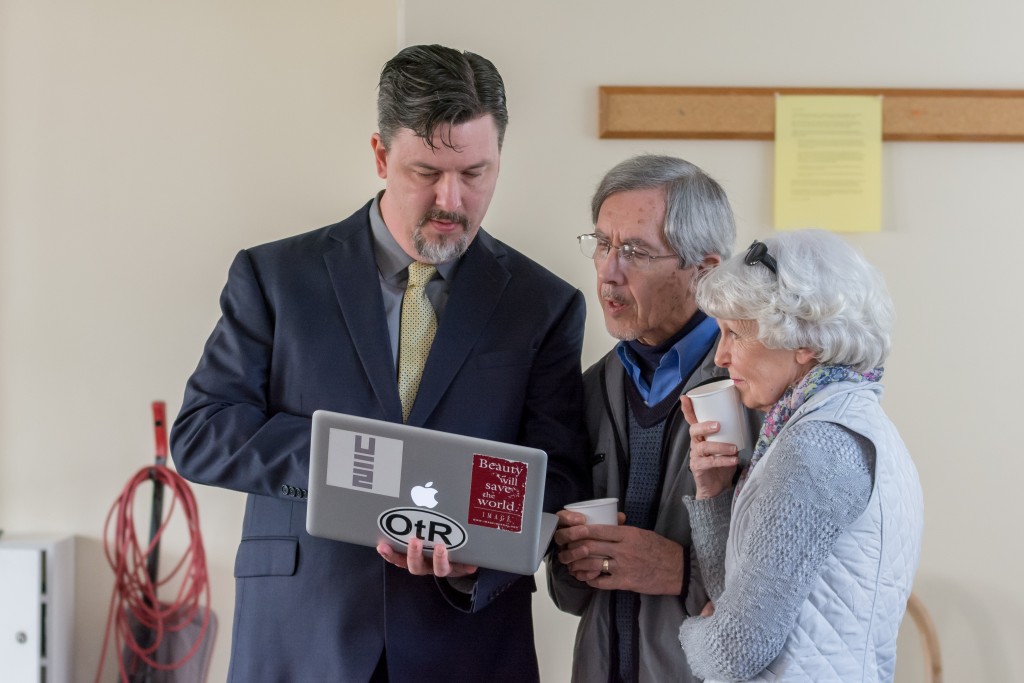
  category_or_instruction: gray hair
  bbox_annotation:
[695,230,894,372]
[591,154,736,267]
[377,44,508,151]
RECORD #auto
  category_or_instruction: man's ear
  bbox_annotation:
[698,253,722,270]
[371,133,388,179]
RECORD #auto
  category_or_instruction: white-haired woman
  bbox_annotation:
[677,230,923,682]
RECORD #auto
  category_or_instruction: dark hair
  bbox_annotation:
[377,44,508,151]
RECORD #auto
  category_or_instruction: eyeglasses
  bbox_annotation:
[577,233,680,269]
[744,240,778,275]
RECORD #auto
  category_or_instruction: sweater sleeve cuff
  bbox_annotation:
[683,488,733,532]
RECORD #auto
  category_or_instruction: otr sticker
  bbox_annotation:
[378,507,468,550]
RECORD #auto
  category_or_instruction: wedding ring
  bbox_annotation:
[601,558,610,575]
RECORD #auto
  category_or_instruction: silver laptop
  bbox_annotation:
[306,410,558,575]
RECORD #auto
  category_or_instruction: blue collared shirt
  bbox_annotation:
[616,314,720,406]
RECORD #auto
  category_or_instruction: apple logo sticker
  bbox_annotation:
[410,482,439,509]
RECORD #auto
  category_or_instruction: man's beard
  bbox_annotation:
[413,210,471,263]
[601,285,640,341]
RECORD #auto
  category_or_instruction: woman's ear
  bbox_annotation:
[795,348,816,366]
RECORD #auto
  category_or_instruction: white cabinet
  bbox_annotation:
[0,536,75,683]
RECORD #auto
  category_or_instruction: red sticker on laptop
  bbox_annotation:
[468,454,528,533]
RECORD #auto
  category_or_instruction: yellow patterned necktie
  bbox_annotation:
[398,262,438,422]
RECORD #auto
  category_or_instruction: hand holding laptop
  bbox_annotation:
[377,537,478,578]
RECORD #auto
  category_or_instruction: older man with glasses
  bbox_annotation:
[547,154,761,683]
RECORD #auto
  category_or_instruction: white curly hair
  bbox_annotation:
[695,229,894,373]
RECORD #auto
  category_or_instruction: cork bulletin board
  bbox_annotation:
[599,86,1024,142]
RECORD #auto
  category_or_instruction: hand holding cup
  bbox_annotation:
[682,379,749,499]
[685,379,751,451]
[563,497,619,526]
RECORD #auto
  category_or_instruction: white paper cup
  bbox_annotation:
[685,379,751,451]
[564,497,619,525]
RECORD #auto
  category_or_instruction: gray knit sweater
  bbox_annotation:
[679,420,875,682]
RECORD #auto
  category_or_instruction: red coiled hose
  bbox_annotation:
[95,403,213,682]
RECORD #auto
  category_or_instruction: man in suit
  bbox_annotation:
[546,155,760,682]
[171,44,588,682]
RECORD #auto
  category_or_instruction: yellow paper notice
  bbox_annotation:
[774,95,882,232]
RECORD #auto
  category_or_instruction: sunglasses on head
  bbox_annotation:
[744,240,778,275]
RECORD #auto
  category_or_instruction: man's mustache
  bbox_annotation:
[419,210,470,231]
[600,286,628,306]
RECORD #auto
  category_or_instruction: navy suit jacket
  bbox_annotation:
[171,201,588,682]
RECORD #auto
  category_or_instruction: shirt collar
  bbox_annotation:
[369,191,457,283]
[623,311,708,376]
[616,313,719,405]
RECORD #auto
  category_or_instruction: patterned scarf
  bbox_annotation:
[734,364,883,500]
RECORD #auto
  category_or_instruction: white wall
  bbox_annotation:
[2,1,1023,682]
[403,1,1024,681]
[0,1,396,680]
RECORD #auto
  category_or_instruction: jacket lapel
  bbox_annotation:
[323,212,403,423]
[408,232,510,424]
[601,355,631,488]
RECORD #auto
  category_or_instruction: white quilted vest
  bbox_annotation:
[719,381,923,683]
